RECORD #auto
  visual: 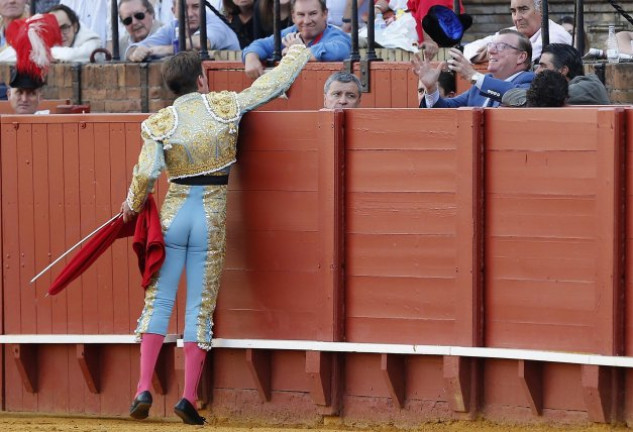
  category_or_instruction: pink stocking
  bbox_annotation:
[183,342,207,405]
[136,333,165,397]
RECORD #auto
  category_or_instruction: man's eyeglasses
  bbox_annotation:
[487,41,522,52]
[121,11,147,26]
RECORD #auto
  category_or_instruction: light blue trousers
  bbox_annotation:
[135,183,227,350]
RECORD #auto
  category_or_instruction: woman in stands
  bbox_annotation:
[222,0,255,48]
[47,4,102,62]
[253,0,291,39]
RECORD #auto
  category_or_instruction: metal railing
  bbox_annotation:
[30,0,591,68]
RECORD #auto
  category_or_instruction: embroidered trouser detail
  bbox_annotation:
[134,183,227,351]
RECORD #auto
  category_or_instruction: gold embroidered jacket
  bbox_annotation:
[126,44,311,212]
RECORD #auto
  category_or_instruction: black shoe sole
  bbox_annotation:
[174,406,204,425]
[130,401,151,420]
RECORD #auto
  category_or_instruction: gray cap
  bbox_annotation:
[501,88,527,107]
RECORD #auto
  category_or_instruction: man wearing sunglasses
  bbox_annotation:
[117,0,164,55]
[414,29,534,108]
[126,0,239,62]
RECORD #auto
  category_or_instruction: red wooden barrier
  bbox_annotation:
[484,108,625,355]
[2,107,633,426]
[217,110,343,341]
[343,108,483,346]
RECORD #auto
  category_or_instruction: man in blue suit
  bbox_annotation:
[414,29,535,108]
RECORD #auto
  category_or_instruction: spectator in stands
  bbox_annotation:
[536,43,610,105]
[150,0,175,24]
[253,0,292,39]
[242,0,351,79]
[126,0,240,62]
[526,69,568,107]
[559,15,573,35]
[7,70,47,114]
[117,0,164,55]
[323,71,361,108]
[36,0,60,14]
[326,0,349,28]
[223,0,254,49]
[47,4,103,62]
[464,0,571,64]
[0,0,28,50]
[415,29,534,108]
[339,1,463,58]
[61,0,109,45]
[417,70,455,105]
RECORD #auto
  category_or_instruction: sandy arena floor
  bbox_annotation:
[0,413,632,432]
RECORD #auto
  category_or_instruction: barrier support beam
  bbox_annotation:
[518,360,542,416]
[582,364,612,423]
[443,356,471,413]
[381,353,405,408]
[306,351,331,406]
[246,348,271,402]
[76,344,100,393]
[12,344,37,393]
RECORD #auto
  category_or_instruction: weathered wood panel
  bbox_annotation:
[484,108,625,355]
[344,108,483,346]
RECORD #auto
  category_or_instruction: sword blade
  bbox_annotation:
[30,212,123,284]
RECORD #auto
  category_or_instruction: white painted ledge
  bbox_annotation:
[2,335,632,369]
[0,334,179,344]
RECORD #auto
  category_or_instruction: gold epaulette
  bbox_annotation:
[203,91,240,123]
[141,106,178,141]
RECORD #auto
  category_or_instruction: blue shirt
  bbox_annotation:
[242,24,351,62]
[127,9,240,57]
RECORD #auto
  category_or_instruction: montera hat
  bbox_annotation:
[9,68,44,89]
[422,5,472,47]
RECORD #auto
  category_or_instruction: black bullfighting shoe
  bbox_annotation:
[174,398,206,425]
[129,390,152,420]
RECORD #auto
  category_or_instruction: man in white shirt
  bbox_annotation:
[463,0,571,64]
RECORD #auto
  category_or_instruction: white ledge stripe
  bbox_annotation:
[181,338,633,369]
[0,334,179,344]
[2,335,633,369]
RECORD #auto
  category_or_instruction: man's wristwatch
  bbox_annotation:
[470,72,484,84]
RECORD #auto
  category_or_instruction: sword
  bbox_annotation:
[30,212,123,284]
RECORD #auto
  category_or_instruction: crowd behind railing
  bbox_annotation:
[0,0,632,115]
[12,1,606,66]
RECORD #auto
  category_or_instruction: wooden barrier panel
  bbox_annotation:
[0,114,156,414]
[484,107,626,355]
[343,108,483,347]
[0,110,344,414]
[205,61,420,110]
[216,110,344,341]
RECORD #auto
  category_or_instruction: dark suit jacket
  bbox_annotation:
[420,71,535,108]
